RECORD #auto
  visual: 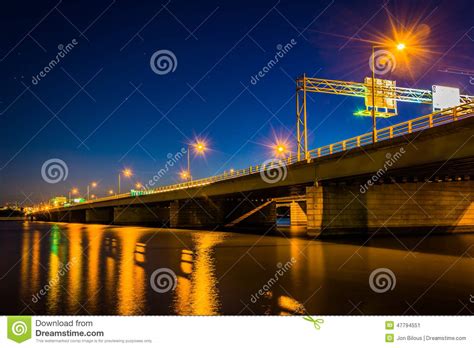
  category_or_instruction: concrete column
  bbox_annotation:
[290,201,307,226]
[306,186,323,236]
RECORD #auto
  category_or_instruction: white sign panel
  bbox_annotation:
[432,85,460,111]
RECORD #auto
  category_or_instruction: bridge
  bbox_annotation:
[33,101,474,237]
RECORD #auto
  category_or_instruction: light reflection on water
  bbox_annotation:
[173,233,225,315]
[0,221,473,315]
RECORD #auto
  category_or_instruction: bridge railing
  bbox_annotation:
[69,102,474,207]
[307,101,474,158]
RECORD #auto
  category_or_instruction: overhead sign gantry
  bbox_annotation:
[296,75,474,161]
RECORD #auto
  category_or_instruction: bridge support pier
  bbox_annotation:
[306,180,474,237]
[290,201,307,226]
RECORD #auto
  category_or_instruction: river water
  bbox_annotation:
[0,221,473,315]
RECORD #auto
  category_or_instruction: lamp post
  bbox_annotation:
[187,145,191,181]
[69,188,78,203]
[370,42,405,143]
[371,45,377,143]
[87,181,97,200]
[118,168,132,194]
[183,140,207,181]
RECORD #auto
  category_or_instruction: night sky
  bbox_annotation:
[0,0,472,204]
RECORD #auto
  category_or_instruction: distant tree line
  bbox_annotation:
[0,208,24,217]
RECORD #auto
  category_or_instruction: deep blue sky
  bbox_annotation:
[0,0,472,204]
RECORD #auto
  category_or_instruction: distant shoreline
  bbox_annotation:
[0,217,25,221]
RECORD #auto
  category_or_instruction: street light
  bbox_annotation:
[87,181,98,200]
[108,189,114,195]
[184,139,208,181]
[195,142,206,153]
[135,182,143,190]
[118,168,133,194]
[274,142,292,159]
[69,187,79,202]
[370,42,406,143]
[180,170,190,180]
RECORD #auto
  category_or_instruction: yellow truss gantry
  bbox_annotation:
[296,75,474,160]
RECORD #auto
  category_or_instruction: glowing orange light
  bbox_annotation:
[71,188,79,195]
[91,182,98,188]
[193,140,207,154]
[397,43,406,51]
[368,18,432,79]
[135,182,143,189]
[274,141,289,157]
[180,170,190,180]
[108,189,114,195]
[122,168,132,177]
